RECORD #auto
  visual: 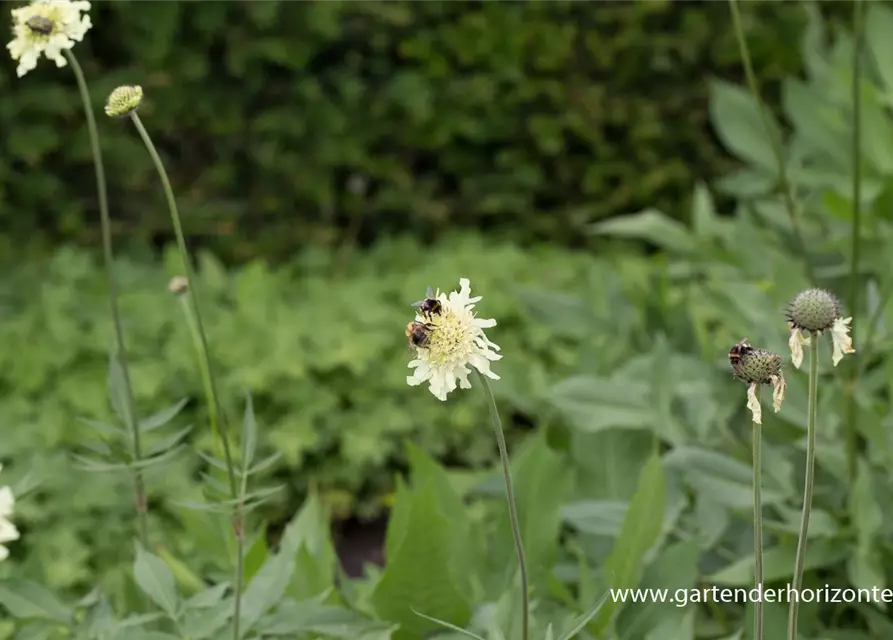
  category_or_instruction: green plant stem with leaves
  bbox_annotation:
[844,0,864,487]
[477,372,528,640]
[751,386,763,640]
[728,0,813,283]
[64,49,149,548]
[787,337,819,640]
[129,113,243,639]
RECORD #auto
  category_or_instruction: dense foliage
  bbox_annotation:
[0,0,813,262]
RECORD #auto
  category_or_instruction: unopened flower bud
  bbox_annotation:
[105,85,143,118]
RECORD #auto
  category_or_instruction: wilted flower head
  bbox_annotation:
[105,85,143,118]
[6,0,92,78]
[406,278,501,401]
[729,339,786,425]
[786,288,854,368]
[0,465,19,562]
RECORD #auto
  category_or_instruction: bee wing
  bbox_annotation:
[426,285,435,298]
[410,299,425,309]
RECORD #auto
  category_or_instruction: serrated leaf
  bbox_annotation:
[107,348,134,430]
[133,544,180,619]
[279,489,337,601]
[139,398,189,433]
[241,393,258,472]
[239,550,296,636]
[0,579,72,622]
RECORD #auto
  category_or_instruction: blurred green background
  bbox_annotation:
[7,0,893,636]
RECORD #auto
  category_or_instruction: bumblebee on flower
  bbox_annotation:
[6,0,92,78]
[786,288,854,369]
[405,278,502,401]
[729,339,786,425]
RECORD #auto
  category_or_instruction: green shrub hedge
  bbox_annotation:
[0,0,814,262]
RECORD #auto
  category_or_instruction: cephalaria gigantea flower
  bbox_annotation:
[6,0,92,78]
[406,278,501,401]
[786,288,854,368]
[729,339,786,425]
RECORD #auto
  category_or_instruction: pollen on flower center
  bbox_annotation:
[424,310,474,362]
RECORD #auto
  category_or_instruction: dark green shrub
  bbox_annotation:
[0,0,813,262]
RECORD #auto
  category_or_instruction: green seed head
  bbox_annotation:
[786,288,842,332]
[731,347,783,385]
[105,85,143,118]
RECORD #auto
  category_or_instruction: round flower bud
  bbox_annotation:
[786,288,842,332]
[731,347,783,385]
[168,276,189,296]
[105,85,144,118]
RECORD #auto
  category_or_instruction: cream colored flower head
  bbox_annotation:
[785,288,854,368]
[7,0,92,77]
[406,278,501,401]
[0,465,20,562]
[729,339,786,425]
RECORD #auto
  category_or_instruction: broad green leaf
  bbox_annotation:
[550,376,652,434]
[133,544,180,619]
[558,592,610,640]
[848,460,885,591]
[590,209,696,254]
[591,453,666,634]
[410,609,486,640]
[372,479,471,640]
[562,500,628,537]
[691,183,719,239]
[782,78,849,167]
[707,538,848,585]
[178,599,232,639]
[279,489,337,600]
[616,540,699,640]
[0,579,71,622]
[243,533,269,584]
[866,3,893,100]
[238,550,295,636]
[571,429,654,501]
[107,348,134,430]
[186,583,229,609]
[709,79,781,171]
[491,433,573,589]
[254,599,388,637]
[156,547,205,595]
[241,393,258,471]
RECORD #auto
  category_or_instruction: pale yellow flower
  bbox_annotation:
[6,0,92,78]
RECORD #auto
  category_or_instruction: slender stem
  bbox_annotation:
[787,337,819,640]
[65,50,149,547]
[752,385,763,640]
[728,0,814,282]
[232,467,249,640]
[476,372,528,640]
[129,113,238,500]
[845,0,864,486]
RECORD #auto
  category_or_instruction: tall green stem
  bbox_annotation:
[728,0,814,282]
[65,50,149,547]
[845,0,864,487]
[129,113,243,638]
[477,373,528,640]
[752,386,763,640]
[787,337,819,640]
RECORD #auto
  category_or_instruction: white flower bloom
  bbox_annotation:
[788,324,809,370]
[406,278,501,401]
[746,382,762,425]
[0,465,19,562]
[7,0,92,78]
[830,316,855,366]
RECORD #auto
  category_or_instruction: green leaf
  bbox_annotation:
[372,479,471,640]
[255,599,390,637]
[0,579,72,622]
[590,209,696,254]
[241,392,258,471]
[186,583,229,609]
[107,348,134,430]
[279,489,337,600]
[591,453,666,635]
[133,544,180,619]
[709,79,780,171]
[178,599,232,639]
[866,3,893,101]
[557,592,610,640]
[848,460,885,591]
[238,549,296,636]
[410,609,487,640]
[550,376,652,434]
[690,183,719,239]
[707,538,848,585]
[138,398,189,433]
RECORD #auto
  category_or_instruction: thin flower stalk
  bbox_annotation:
[65,49,149,547]
[751,385,763,640]
[787,338,819,640]
[127,111,242,639]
